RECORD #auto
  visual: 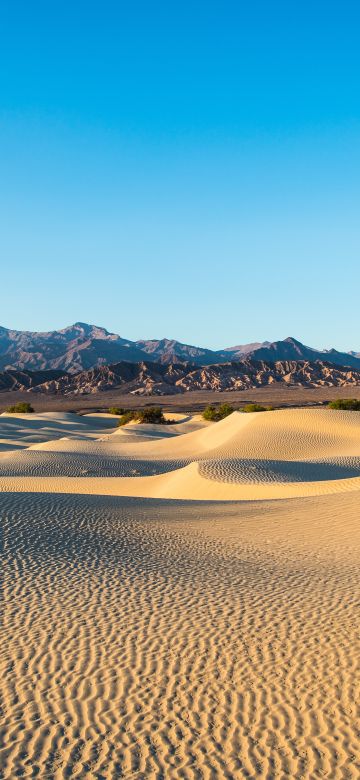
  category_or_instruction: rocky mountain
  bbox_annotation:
[135,338,231,365]
[0,324,359,373]
[0,323,233,372]
[224,341,271,355]
[237,336,360,368]
[1,359,359,396]
[0,323,149,373]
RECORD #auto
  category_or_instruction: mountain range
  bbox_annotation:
[0,322,359,372]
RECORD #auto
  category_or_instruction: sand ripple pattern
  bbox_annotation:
[0,450,190,478]
[199,455,360,483]
[2,492,360,779]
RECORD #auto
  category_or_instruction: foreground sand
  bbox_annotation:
[1,408,360,778]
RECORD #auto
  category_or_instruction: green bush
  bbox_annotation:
[217,403,234,419]
[118,410,137,426]
[202,403,234,422]
[202,405,218,421]
[6,402,34,413]
[241,403,270,413]
[117,407,168,426]
[137,407,167,424]
[108,407,125,416]
[328,398,360,411]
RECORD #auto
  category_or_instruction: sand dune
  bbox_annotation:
[0,408,359,500]
[2,407,360,778]
[0,411,118,451]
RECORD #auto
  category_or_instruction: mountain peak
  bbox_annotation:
[284,336,301,344]
[73,321,92,330]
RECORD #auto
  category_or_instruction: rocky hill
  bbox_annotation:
[1,359,359,396]
[0,369,68,393]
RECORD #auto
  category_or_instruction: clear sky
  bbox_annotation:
[0,1,359,350]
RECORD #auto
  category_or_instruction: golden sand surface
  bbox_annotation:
[1,408,360,778]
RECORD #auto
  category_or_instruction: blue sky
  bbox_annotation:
[0,1,359,350]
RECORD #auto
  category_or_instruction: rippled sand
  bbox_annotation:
[1,408,360,778]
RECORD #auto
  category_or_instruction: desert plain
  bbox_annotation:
[1,406,360,778]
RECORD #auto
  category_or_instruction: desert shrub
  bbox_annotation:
[136,407,166,424]
[241,403,269,413]
[117,407,167,426]
[108,407,125,415]
[202,403,234,421]
[117,410,137,426]
[328,398,360,411]
[6,402,34,413]
[202,405,218,421]
[217,403,234,419]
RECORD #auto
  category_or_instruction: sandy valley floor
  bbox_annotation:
[1,408,360,778]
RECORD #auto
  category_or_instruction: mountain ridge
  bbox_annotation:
[0,323,359,373]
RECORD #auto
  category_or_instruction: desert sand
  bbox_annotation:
[1,408,360,778]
